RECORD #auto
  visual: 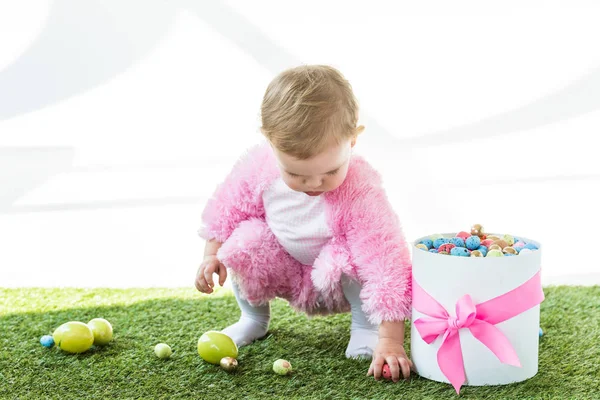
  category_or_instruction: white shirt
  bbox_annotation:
[262,177,332,265]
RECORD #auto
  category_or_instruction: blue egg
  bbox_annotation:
[539,327,543,337]
[433,238,450,249]
[513,236,521,243]
[477,245,488,257]
[429,249,438,253]
[450,247,470,257]
[40,335,54,348]
[450,237,465,247]
[524,243,539,250]
[465,236,481,250]
[420,239,434,250]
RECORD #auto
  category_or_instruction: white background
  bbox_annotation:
[1,0,599,287]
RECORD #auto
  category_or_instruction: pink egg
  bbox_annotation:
[382,364,392,380]
[438,243,456,253]
[456,231,471,241]
[513,241,526,249]
[481,239,495,248]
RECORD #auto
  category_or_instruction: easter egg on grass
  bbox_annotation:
[53,322,94,354]
[87,318,113,346]
[197,331,238,364]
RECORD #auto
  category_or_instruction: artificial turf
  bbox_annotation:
[0,286,598,399]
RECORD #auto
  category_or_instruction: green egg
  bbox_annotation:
[197,331,238,364]
[486,249,504,257]
[53,321,94,353]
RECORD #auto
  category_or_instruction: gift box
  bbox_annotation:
[410,233,544,393]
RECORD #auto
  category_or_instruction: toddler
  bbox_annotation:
[195,65,413,382]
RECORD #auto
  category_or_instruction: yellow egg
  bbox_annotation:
[53,321,94,353]
[438,251,449,255]
[486,250,504,257]
[503,234,515,246]
[197,331,238,364]
[416,244,428,251]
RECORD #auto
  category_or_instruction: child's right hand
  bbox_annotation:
[195,255,227,294]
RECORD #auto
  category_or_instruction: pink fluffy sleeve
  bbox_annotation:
[343,157,413,325]
[198,144,272,243]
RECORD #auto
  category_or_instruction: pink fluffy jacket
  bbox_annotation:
[199,142,412,325]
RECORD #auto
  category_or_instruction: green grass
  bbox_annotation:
[1,286,598,399]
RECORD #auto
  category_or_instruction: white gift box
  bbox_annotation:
[410,233,542,387]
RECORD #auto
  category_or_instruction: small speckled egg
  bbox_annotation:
[477,245,488,257]
[488,244,502,252]
[470,224,484,237]
[40,335,54,348]
[416,244,429,251]
[465,236,481,250]
[524,243,539,250]
[438,243,456,253]
[503,247,517,255]
[420,239,434,249]
[519,248,533,255]
[470,250,483,257]
[450,247,470,257]
[429,234,444,241]
[480,239,495,248]
[449,237,466,247]
[493,239,509,249]
[539,327,544,337]
[503,234,515,246]
[486,249,504,257]
[433,238,450,249]
[429,249,438,253]
[456,231,471,241]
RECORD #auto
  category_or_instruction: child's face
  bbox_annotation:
[273,138,355,196]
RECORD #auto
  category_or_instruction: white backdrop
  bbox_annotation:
[1,0,599,287]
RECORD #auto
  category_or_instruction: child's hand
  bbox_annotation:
[195,255,227,294]
[367,338,413,382]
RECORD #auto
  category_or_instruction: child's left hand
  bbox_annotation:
[367,338,413,382]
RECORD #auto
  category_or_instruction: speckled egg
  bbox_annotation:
[524,243,539,250]
[416,244,429,251]
[486,249,504,257]
[450,247,470,257]
[465,236,481,250]
[503,247,517,255]
[438,243,456,253]
[470,224,484,237]
[481,239,495,248]
[420,239,434,250]
[470,250,483,257]
[493,239,509,249]
[449,237,466,247]
[433,238,450,249]
[456,231,471,241]
[477,245,488,257]
[503,234,515,246]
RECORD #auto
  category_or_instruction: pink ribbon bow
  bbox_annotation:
[413,270,544,394]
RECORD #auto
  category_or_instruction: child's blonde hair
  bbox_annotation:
[261,65,364,160]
